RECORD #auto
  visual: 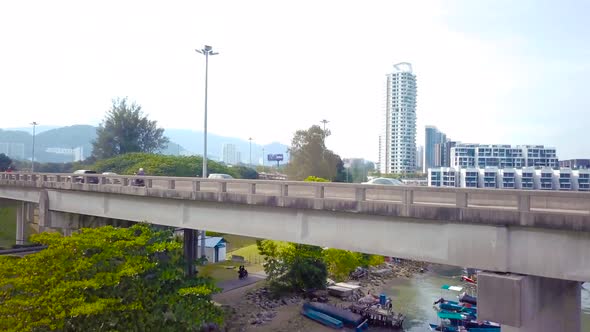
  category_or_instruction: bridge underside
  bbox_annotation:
[1,186,588,281]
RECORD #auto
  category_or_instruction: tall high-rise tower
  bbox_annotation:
[379,62,417,174]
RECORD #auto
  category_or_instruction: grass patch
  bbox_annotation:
[200,261,240,282]
[229,244,265,265]
[199,260,263,282]
[0,207,16,249]
[223,234,259,252]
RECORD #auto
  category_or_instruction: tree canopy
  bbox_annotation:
[92,152,256,178]
[92,98,169,159]
[257,240,327,294]
[285,125,345,181]
[0,153,12,171]
[0,225,223,332]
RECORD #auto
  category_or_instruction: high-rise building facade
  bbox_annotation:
[379,62,417,174]
[0,142,25,160]
[415,145,424,172]
[450,144,558,169]
[221,143,238,165]
[424,126,452,172]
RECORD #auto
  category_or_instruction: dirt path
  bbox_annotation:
[217,272,267,293]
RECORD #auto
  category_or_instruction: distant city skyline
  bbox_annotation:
[1,1,589,160]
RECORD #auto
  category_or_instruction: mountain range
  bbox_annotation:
[0,125,289,164]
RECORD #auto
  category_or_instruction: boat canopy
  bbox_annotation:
[441,285,463,292]
[437,311,465,320]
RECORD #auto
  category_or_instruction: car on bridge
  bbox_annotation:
[71,170,99,184]
[362,177,403,186]
[102,172,121,184]
[208,173,234,179]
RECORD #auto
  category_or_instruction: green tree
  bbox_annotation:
[257,240,327,294]
[285,125,345,181]
[92,97,169,159]
[0,225,223,332]
[92,153,236,178]
[304,176,329,182]
[0,153,12,171]
[323,248,363,281]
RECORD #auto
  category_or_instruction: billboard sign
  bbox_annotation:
[267,154,284,161]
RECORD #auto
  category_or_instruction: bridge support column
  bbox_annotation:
[200,230,206,261]
[184,229,196,276]
[16,202,25,245]
[478,272,581,332]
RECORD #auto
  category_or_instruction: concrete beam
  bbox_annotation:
[478,272,581,331]
[31,189,590,281]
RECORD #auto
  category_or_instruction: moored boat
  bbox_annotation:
[302,307,343,329]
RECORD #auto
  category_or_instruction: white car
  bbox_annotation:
[362,177,403,186]
[102,172,121,184]
[208,173,234,179]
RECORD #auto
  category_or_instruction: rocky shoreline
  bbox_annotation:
[219,260,429,331]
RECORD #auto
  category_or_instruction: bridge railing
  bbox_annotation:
[1,172,589,216]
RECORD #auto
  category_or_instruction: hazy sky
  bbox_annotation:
[1,0,588,160]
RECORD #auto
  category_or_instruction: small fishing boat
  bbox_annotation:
[303,302,363,327]
[302,308,343,329]
[428,323,464,331]
[459,292,477,306]
[461,275,476,284]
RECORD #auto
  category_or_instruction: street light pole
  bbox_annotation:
[196,45,219,179]
[320,119,329,136]
[195,45,219,269]
[248,137,253,165]
[31,122,38,172]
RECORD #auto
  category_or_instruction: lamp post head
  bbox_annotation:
[196,45,219,56]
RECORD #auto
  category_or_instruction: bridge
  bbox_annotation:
[1,172,589,331]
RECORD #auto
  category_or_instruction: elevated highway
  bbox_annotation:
[1,172,589,331]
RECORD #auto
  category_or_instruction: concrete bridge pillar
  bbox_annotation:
[478,272,581,332]
[16,202,26,245]
[184,229,196,276]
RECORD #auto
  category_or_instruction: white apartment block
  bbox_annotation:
[450,144,558,169]
[221,143,238,165]
[428,167,459,187]
[379,62,417,174]
[429,167,590,191]
[45,146,85,162]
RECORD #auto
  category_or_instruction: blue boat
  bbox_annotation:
[464,320,501,330]
[302,302,364,327]
[439,301,477,316]
[302,308,344,329]
[428,323,460,332]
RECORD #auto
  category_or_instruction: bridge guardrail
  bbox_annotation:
[1,172,589,223]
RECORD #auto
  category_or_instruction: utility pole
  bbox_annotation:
[31,122,38,172]
[262,147,265,167]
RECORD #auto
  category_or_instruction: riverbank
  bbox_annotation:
[215,259,429,331]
